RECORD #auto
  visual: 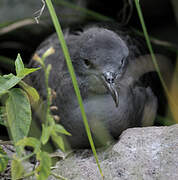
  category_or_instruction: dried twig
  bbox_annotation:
[34,0,46,23]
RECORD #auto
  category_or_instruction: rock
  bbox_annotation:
[50,124,178,180]
[0,145,35,180]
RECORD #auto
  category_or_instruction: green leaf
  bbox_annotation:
[19,81,40,105]
[0,68,40,97]
[54,124,71,136]
[0,106,7,126]
[5,88,32,143]
[15,54,40,78]
[0,146,9,173]
[36,151,51,180]
[47,114,55,126]
[16,137,41,154]
[21,67,41,77]
[51,133,65,152]
[15,54,25,77]
[0,74,21,96]
[41,124,52,145]
[11,156,25,180]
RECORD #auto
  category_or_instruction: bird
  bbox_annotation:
[27,24,172,149]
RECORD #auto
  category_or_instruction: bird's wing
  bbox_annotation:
[121,54,173,87]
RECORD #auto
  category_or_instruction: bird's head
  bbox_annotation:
[71,27,129,107]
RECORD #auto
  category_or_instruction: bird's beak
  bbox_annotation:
[101,72,119,107]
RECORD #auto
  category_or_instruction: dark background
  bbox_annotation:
[0,0,177,67]
[0,0,177,130]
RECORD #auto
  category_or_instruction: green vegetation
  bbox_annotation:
[0,52,70,179]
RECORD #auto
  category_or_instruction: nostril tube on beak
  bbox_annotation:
[104,71,116,84]
[101,71,119,107]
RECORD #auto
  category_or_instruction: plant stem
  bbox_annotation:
[51,172,68,180]
[16,171,35,180]
[45,0,103,177]
[53,0,112,21]
[134,0,178,111]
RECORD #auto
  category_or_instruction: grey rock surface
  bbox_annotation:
[50,124,178,180]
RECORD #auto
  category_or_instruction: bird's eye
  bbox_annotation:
[83,59,91,68]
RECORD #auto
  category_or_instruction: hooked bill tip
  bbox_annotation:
[101,75,119,107]
[110,84,119,107]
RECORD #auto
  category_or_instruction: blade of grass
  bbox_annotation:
[134,0,167,90]
[54,0,178,55]
[45,0,103,178]
[54,0,112,21]
[132,28,178,54]
[134,0,178,121]
[0,19,35,35]
[55,0,178,55]
[168,55,178,123]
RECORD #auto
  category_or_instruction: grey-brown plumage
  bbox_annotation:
[27,25,171,148]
